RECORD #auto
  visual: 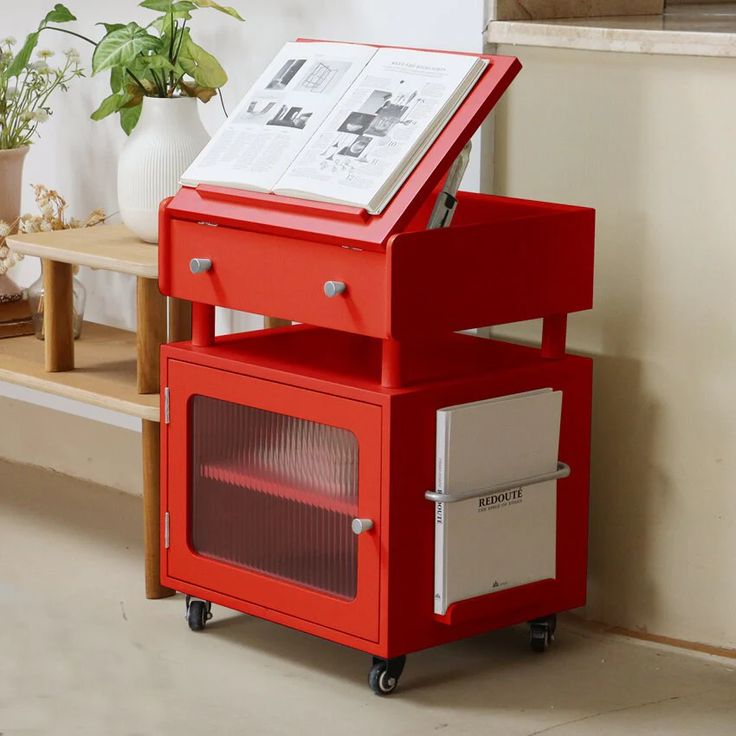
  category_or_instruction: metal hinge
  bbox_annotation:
[164,512,170,549]
[164,386,170,424]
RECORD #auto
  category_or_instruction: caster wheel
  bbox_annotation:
[368,655,406,696]
[529,614,556,653]
[185,597,212,632]
[529,625,550,652]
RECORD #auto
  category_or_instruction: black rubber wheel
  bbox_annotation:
[187,600,209,632]
[369,662,400,696]
[529,625,550,653]
[528,613,556,653]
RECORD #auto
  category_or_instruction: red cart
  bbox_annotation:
[158,45,594,695]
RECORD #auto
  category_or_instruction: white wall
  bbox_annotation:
[493,44,736,650]
[1,1,485,487]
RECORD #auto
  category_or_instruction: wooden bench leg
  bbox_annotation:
[169,297,192,343]
[142,419,174,599]
[43,259,74,372]
[136,277,167,394]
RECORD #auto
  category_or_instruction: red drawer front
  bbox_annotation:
[165,220,387,338]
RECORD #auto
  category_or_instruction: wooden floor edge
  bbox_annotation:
[567,614,736,660]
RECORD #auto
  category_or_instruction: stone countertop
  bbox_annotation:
[486,3,736,57]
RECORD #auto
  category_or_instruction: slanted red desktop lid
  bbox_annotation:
[164,41,521,252]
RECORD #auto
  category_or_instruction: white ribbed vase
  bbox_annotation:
[117,96,209,243]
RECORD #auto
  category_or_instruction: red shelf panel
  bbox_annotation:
[199,463,358,516]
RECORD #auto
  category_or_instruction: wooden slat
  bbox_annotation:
[0,321,159,421]
[43,260,74,372]
[7,224,159,278]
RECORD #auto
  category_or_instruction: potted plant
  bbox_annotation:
[0,4,82,302]
[48,1,244,242]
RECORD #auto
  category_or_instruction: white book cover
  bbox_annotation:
[434,389,562,615]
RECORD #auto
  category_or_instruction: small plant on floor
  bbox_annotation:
[44,1,244,134]
[0,5,84,150]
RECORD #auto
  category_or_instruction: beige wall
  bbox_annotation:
[0,397,142,496]
[493,45,736,649]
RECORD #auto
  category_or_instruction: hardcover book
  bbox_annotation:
[434,389,563,615]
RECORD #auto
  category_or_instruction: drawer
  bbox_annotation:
[164,220,387,338]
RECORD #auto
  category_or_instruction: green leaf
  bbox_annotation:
[110,66,123,93]
[125,57,159,93]
[43,3,77,24]
[150,7,191,37]
[178,34,226,88]
[147,53,176,72]
[97,22,126,34]
[90,91,132,121]
[139,0,174,10]
[172,6,193,20]
[151,14,173,37]
[92,23,161,75]
[6,32,39,77]
[120,103,142,135]
[191,0,244,21]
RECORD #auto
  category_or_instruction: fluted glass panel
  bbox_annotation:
[190,396,359,599]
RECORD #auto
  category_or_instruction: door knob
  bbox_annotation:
[351,518,374,535]
[324,280,346,298]
[189,258,212,274]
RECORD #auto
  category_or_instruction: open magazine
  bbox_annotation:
[181,41,488,215]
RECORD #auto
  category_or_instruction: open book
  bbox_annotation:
[180,41,488,215]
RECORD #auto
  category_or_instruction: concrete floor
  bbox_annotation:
[1,459,735,736]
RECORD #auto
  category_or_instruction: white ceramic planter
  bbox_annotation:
[117,97,209,243]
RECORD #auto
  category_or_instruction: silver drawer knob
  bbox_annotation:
[189,258,212,274]
[323,280,346,298]
[351,518,374,535]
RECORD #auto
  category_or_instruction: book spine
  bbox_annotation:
[434,411,448,616]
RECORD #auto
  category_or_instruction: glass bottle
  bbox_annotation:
[26,263,87,340]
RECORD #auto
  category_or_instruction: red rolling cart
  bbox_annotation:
[158,44,594,695]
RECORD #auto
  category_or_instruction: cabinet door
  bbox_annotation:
[166,360,382,641]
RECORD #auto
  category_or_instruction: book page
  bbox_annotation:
[180,42,377,192]
[273,48,483,211]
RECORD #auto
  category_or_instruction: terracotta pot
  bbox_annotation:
[0,145,29,303]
